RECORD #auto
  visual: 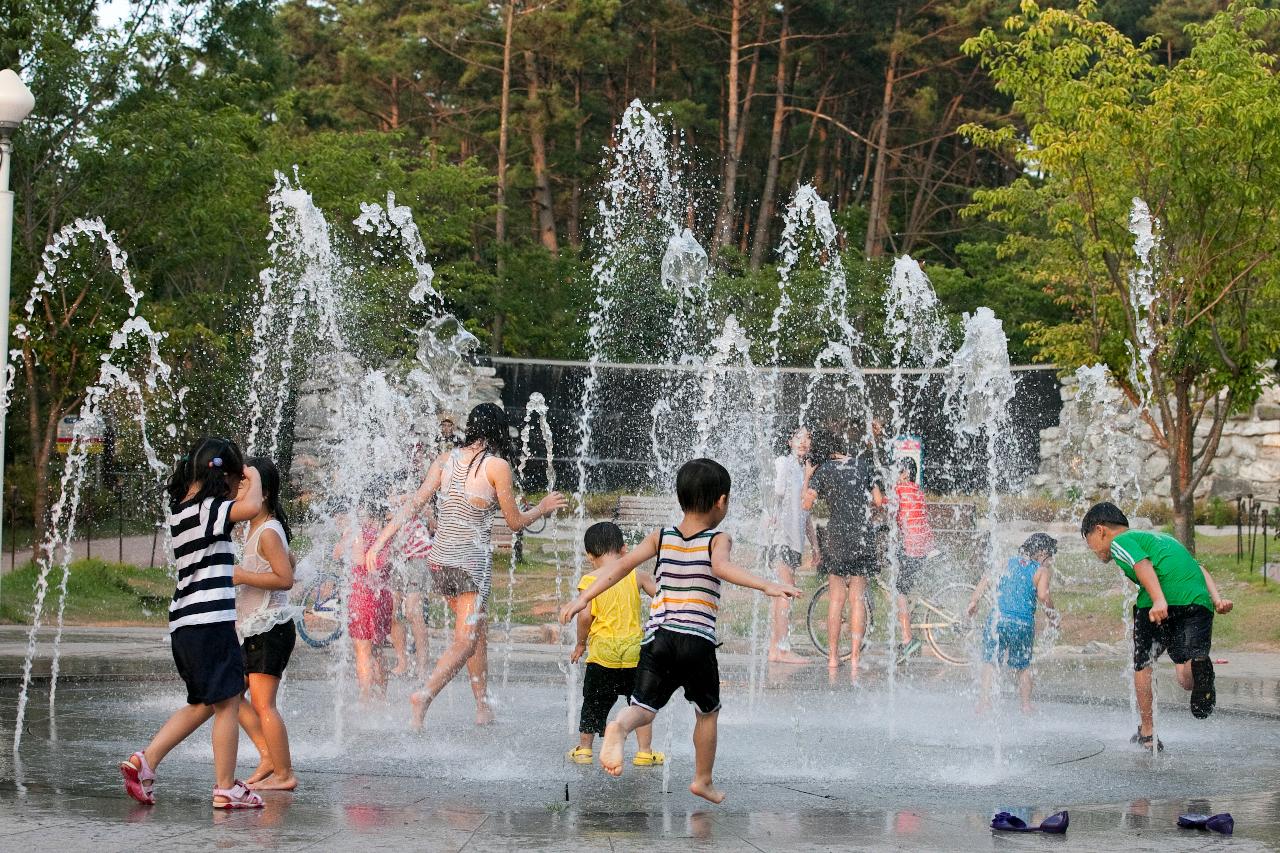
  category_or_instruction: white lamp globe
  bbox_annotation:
[0,69,35,131]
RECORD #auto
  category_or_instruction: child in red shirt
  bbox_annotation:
[893,458,934,661]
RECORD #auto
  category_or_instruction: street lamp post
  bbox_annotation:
[0,69,36,558]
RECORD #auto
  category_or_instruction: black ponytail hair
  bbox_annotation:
[166,437,246,512]
[246,456,292,542]
[462,403,513,467]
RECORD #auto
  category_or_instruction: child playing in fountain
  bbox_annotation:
[893,458,933,662]
[559,458,801,803]
[567,521,664,767]
[967,533,1059,715]
[1080,502,1233,749]
[119,437,266,809]
[338,498,394,703]
[234,457,299,791]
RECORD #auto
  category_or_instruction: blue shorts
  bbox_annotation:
[982,618,1035,670]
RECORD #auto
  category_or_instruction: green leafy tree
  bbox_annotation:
[963,0,1280,548]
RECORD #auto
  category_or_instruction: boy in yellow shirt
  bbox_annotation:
[568,522,663,766]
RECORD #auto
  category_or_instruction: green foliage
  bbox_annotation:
[0,559,171,625]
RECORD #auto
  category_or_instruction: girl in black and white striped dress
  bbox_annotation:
[367,404,567,729]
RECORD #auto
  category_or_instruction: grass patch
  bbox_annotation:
[0,559,171,626]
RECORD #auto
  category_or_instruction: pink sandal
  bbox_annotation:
[120,751,156,805]
[213,780,264,809]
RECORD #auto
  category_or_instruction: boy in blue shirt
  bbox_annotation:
[967,533,1059,714]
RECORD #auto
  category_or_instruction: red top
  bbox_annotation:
[895,481,934,558]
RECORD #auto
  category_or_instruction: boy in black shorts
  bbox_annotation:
[560,458,800,803]
[1081,502,1234,749]
[568,522,663,767]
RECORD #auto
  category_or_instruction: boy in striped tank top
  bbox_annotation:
[561,458,801,803]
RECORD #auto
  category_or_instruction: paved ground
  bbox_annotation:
[2,627,1279,850]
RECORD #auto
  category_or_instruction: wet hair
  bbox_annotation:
[166,437,245,512]
[809,431,842,462]
[584,521,626,557]
[898,458,918,481]
[1021,532,1057,559]
[1080,501,1129,538]
[676,458,732,513]
[462,403,513,465]
[246,456,291,542]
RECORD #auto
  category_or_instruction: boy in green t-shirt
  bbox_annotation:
[1081,502,1233,749]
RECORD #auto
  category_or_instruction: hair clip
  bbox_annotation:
[209,457,223,469]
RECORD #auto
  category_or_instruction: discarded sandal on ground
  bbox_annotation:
[120,751,156,805]
[1178,813,1234,835]
[212,780,264,809]
[1130,728,1164,752]
[633,751,666,767]
[567,746,593,764]
[991,810,1069,834]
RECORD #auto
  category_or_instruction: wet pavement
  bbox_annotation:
[3,627,1280,850]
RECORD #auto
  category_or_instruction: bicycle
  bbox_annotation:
[297,569,344,648]
[806,574,977,665]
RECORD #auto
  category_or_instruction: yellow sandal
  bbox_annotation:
[633,751,665,766]
[567,746,593,764]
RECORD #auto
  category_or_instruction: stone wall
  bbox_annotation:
[1032,376,1280,502]
[289,361,504,493]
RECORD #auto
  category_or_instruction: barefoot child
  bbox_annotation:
[1081,502,1233,749]
[967,533,1058,714]
[234,457,298,791]
[338,503,394,703]
[568,522,664,767]
[892,458,934,662]
[120,437,265,809]
[559,458,801,803]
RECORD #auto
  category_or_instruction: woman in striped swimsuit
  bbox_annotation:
[367,403,567,729]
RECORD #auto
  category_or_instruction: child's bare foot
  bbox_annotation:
[827,656,840,669]
[769,650,810,664]
[475,705,496,726]
[391,660,409,677]
[409,691,431,730]
[599,722,625,777]
[245,761,275,786]
[250,773,298,791]
[1021,702,1036,716]
[689,777,726,804]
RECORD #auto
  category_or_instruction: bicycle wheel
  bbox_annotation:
[806,583,853,661]
[914,582,976,665]
[298,573,344,649]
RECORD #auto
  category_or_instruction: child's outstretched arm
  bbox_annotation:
[1034,565,1057,622]
[1131,558,1169,622]
[489,458,568,532]
[559,531,660,623]
[708,534,801,598]
[365,458,445,570]
[571,610,594,663]
[1201,566,1234,613]
[966,573,991,617]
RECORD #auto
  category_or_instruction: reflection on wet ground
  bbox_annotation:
[3,650,1280,850]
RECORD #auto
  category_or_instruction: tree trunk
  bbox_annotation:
[711,0,743,259]
[495,0,515,268]
[1167,381,1197,552]
[568,74,583,247]
[865,7,902,258]
[749,9,789,271]
[524,50,559,254]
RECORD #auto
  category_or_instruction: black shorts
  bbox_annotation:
[895,556,925,594]
[631,628,721,715]
[769,546,801,571]
[171,622,245,706]
[1133,604,1213,670]
[242,620,297,679]
[579,662,636,735]
[822,537,879,577]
